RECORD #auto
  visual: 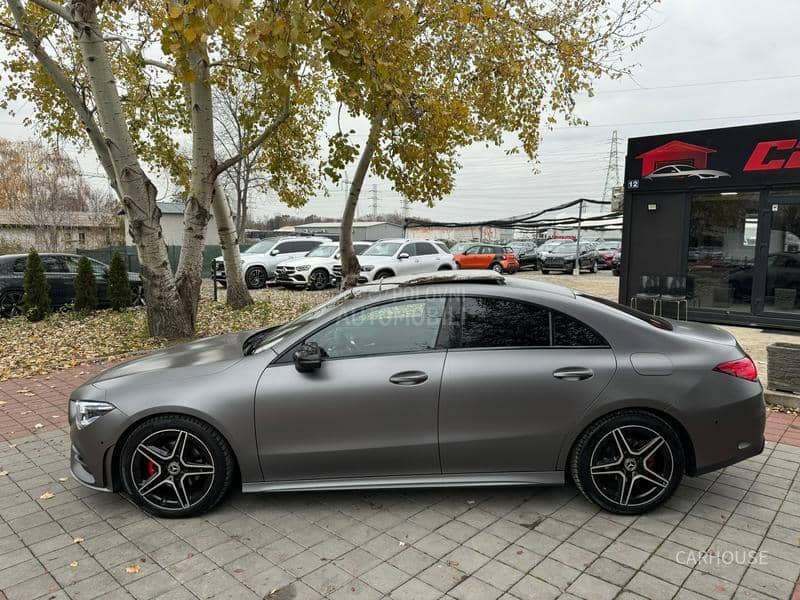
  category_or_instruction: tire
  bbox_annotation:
[308,269,330,291]
[490,262,503,273]
[0,289,24,318]
[119,414,235,518]
[590,260,598,274]
[570,411,684,515]
[541,269,549,274]
[245,266,267,289]
[374,270,393,280]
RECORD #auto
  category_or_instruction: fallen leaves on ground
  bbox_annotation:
[73,537,84,544]
[125,564,141,574]
[0,288,335,381]
[69,561,78,568]
[39,491,55,500]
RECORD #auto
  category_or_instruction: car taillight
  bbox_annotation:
[714,357,758,381]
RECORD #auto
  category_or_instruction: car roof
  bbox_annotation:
[360,270,575,299]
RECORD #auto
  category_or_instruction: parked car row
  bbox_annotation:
[210,235,623,292]
[0,253,144,317]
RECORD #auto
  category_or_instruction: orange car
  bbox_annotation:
[453,244,520,273]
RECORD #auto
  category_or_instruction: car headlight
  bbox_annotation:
[71,400,115,430]
[295,265,310,272]
[361,265,375,272]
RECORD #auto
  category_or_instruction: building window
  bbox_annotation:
[687,191,759,312]
[78,232,86,245]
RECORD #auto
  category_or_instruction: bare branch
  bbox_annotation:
[213,92,291,176]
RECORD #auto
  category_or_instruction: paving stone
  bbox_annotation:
[303,562,352,595]
[328,578,382,600]
[530,557,580,591]
[509,575,561,600]
[495,544,544,572]
[418,562,466,592]
[625,571,679,600]
[448,575,504,600]
[442,545,491,575]
[641,554,692,586]
[473,559,525,591]
[566,573,620,600]
[361,562,411,594]
[586,557,636,587]
[683,570,737,600]
[600,541,650,569]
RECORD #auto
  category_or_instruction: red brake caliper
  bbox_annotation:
[146,460,157,477]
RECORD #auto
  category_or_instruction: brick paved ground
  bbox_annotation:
[0,367,799,600]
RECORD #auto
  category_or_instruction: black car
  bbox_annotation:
[0,253,143,317]
[508,241,539,269]
[612,249,622,276]
[540,242,600,274]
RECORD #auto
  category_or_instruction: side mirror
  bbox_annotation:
[270,249,280,256]
[294,342,322,372]
[398,252,410,260]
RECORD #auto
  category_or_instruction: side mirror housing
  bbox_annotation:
[398,252,410,260]
[294,342,322,372]
[270,249,280,256]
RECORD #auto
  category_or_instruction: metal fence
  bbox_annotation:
[77,245,244,277]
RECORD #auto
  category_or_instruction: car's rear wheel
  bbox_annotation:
[571,411,684,515]
[119,415,234,518]
[541,268,549,274]
[245,266,267,289]
[491,262,503,273]
[0,289,23,318]
[308,269,330,291]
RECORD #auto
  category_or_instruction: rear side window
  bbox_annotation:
[12,258,26,273]
[552,312,606,346]
[581,294,673,331]
[414,242,438,256]
[458,297,550,348]
[457,296,608,349]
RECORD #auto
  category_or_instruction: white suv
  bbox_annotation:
[355,239,457,283]
[275,242,372,290]
[213,236,330,289]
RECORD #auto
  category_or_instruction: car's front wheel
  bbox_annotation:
[308,269,330,291]
[0,289,23,318]
[571,411,684,515]
[119,415,234,518]
[245,266,267,289]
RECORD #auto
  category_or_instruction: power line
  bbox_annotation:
[592,73,800,94]
[552,111,800,130]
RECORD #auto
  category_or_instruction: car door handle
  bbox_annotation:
[553,367,594,381]
[389,371,429,385]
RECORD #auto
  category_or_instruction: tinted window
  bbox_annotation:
[41,256,66,273]
[582,294,673,331]
[63,256,104,275]
[12,258,26,273]
[552,312,606,346]
[399,243,416,257]
[308,297,446,359]
[414,242,438,256]
[459,297,550,348]
[354,244,370,256]
[279,241,320,253]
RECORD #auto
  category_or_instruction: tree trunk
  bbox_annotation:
[341,115,383,288]
[175,47,215,326]
[67,0,192,338]
[212,180,252,308]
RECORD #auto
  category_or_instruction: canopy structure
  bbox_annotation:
[404,198,622,235]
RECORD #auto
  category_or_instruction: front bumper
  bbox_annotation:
[69,403,129,493]
[275,267,308,287]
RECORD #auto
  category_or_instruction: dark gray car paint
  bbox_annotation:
[69,276,765,494]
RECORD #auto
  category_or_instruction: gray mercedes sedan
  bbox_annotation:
[69,271,765,518]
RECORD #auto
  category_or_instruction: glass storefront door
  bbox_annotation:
[762,197,800,315]
[687,192,760,312]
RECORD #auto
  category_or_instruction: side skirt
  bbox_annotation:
[243,471,565,494]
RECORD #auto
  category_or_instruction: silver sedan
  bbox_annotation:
[69,271,765,518]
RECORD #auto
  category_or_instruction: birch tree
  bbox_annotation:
[318,0,656,287]
[0,0,323,335]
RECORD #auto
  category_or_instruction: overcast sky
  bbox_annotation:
[2,0,800,224]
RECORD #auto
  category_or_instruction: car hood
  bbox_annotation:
[89,331,251,383]
[278,256,330,267]
[359,254,398,266]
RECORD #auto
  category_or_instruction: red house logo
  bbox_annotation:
[636,140,717,176]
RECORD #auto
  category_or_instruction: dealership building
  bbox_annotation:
[619,120,800,330]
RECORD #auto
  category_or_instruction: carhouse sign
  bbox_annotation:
[625,120,800,191]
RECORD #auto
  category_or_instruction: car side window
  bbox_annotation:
[12,258,26,272]
[552,311,606,347]
[296,241,321,252]
[481,246,496,255]
[308,297,447,359]
[414,242,438,256]
[399,243,416,257]
[458,297,550,348]
[41,256,67,273]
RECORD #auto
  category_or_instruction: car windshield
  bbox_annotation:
[244,239,278,254]
[555,243,577,253]
[363,241,402,256]
[308,245,337,258]
[245,287,384,354]
[449,242,474,254]
[675,164,695,171]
